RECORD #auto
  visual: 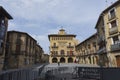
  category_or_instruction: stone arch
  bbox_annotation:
[88,56,91,64]
[52,57,58,63]
[68,57,73,63]
[60,57,65,63]
[95,56,98,64]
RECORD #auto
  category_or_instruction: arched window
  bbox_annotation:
[60,57,65,63]
[52,58,58,63]
[68,57,73,63]
[61,50,64,55]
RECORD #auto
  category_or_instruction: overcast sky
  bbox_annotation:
[0,0,117,53]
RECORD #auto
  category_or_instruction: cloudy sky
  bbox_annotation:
[0,0,117,53]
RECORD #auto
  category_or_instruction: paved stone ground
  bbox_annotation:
[39,63,99,80]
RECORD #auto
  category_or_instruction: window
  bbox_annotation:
[110,20,117,28]
[61,50,64,54]
[16,44,20,52]
[93,42,96,48]
[69,43,71,46]
[53,43,56,47]
[112,36,119,44]
[16,34,21,44]
[70,50,73,55]
[88,44,91,49]
[109,8,116,19]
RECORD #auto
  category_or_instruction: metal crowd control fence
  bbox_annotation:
[78,67,120,80]
[0,64,120,80]
[0,64,47,80]
[43,67,120,80]
[43,67,79,80]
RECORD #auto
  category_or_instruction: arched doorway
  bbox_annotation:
[68,57,73,63]
[60,57,65,63]
[52,58,58,63]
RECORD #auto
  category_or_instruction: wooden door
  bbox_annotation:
[116,56,120,67]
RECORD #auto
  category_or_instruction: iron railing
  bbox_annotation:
[0,63,47,80]
[41,66,120,80]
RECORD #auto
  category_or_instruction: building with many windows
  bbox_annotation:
[48,29,78,63]
[41,54,49,63]
[76,33,99,65]
[4,31,43,69]
[35,45,44,64]
[0,6,13,70]
[95,0,120,67]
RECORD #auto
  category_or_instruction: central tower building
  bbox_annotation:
[48,29,77,63]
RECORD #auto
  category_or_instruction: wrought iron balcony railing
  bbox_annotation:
[67,46,74,48]
[51,46,58,48]
[67,54,74,56]
[109,27,118,35]
[111,43,120,51]
[51,54,59,57]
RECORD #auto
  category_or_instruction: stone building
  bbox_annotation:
[48,29,78,63]
[76,33,99,65]
[0,6,13,70]
[41,54,49,63]
[95,0,120,67]
[5,31,38,69]
[35,44,44,64]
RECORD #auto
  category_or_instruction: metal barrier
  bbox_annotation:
[0,64,47,80]
[42,67,120,80]
[42,67,78,80]
[78,67,120,80]
[1,64,120,80]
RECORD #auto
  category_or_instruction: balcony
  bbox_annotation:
[67,46,74,48]
[61,53,65,56]
[67,53,74,56]
[111,43,120,51]
[97,47,106,54]
[51,54,58,57]
[51,46,58,48]
[109,27,118,35]
[108,13,116,20]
